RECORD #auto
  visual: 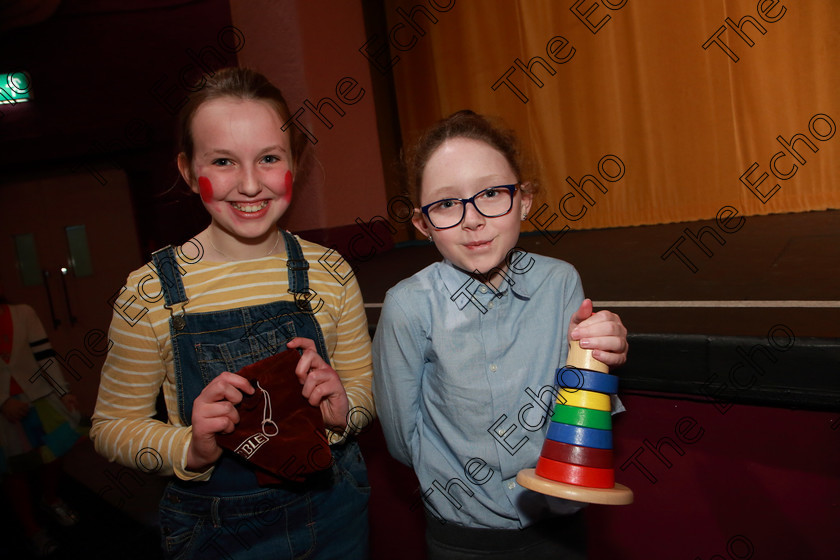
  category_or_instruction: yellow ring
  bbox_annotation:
[555,387,611,411]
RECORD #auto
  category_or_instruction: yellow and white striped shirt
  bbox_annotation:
[90,236,373,481]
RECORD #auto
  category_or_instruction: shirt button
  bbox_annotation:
[507,481,516,490]
[489,364,498,372]
[479,286,488,294]
[487,302,494,309]
[496,427,506,436]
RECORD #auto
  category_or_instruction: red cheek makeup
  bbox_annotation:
[283,170,293,204]
[198,176,214,204]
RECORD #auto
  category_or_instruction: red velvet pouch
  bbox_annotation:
[216,349,333,484]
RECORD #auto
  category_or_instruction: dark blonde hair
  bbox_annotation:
[177,67,305,172]
[403,110,538,205]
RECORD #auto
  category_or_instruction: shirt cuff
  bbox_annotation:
[326,408,354,445]
[325,395,372,445]
[172,427,215,481]
[327,427,349,445]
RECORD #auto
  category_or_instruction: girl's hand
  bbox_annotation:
[287,337,349,432]
[568,298,628,368]
[1,398,29,422]
[187,371,255,471]
[60,393,79,413]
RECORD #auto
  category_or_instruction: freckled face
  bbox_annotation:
[411,138,532,285]
[180,98,293,245]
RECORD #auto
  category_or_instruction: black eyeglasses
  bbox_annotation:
[420,184,519,230]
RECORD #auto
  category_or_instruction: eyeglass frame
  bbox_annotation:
[419,184,520,230]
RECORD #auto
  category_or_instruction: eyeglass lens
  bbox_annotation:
[427,186,514,229]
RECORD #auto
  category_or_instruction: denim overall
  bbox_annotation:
[153,231,369,560]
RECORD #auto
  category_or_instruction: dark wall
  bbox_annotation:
[0,0,239,253]
[589,393,839,559]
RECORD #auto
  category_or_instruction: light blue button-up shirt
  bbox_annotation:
[373,252,587,529]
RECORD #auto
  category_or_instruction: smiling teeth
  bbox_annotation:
[231,201,268,213]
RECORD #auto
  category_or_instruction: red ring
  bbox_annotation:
[540,438,614,469]
[535,456,615,489]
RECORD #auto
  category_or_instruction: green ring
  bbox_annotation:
[551,403,612,430]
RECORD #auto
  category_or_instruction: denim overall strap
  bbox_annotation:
[152,246,194,421]
[151,246,188,307]
[282,230,309,296]
[281,230,330,361]
[151,246,189,325]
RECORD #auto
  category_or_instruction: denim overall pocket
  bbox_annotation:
[194,319,297,383]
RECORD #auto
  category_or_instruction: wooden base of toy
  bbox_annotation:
[516,468,634,505]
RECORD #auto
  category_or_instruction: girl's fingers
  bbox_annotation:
[573,311,626,339]
[294,352,315,383]
[198,372,254,404]
[195,400,239,421]
[302,371,342,404]
[571,309,629,368]
[288,336,323,381]
[286,337,316,353]
[281,338,348,414]
[301,367,327,396]
[218,416,238,434]
[289,338,329,382]
[192,402,241,437]
[568,299,594,338]
[591,349,627,367]
[569,298,593,325]
[578,335,628,354]
[221,371,256,395]
[197,416,237,436]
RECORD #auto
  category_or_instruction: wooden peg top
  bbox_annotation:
[567,339,609,373]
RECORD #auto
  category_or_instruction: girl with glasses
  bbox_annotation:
[373,110,628,559]
[90,68,372,559]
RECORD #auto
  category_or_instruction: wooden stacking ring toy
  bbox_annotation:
[546,421,612,449]
[540,439,613,469]
[517,340,634,505]
[556,387,611,411]
[551,404,612,430]
[535,456,614,488]
[555,366,619,394]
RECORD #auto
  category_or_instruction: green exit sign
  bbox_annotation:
[0,72,31,104]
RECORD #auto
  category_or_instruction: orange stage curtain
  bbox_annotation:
[384,0,840,231]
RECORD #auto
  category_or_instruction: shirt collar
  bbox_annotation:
[438,258,531,311]
[507,249,533,301]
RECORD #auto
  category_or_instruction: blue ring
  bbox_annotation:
[546,420,613,449]
[555,366,619,394]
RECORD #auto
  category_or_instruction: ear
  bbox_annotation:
[411,209,433,239]
[177,153,198,194]
[519,182,534,218]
